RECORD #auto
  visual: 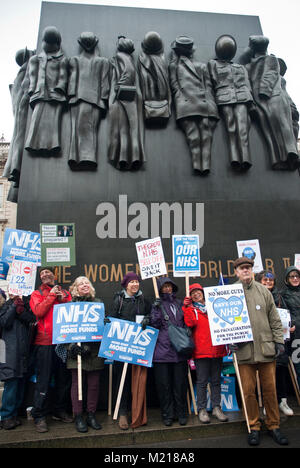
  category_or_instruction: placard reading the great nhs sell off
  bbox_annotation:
[136,236,166,280]
[204,284,253,346]
[52,302,105,344]
[98,318,159,368]
[172,234,200,277]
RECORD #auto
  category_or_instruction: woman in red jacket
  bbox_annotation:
[183,283,228,424]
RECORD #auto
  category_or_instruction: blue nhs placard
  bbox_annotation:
[52,302,105,344]
[172,234,200,277]
[99,318,159,368]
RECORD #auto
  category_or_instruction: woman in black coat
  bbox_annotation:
[0,293,35,429]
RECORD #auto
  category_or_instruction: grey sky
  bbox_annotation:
[0,0,299,141]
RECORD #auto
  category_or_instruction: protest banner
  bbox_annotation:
[204,284,253,346]
[0,260,9,280]
[294,254,300,270]
[52,302,105,344]
[205,283,253,433]
[135,236,167,281]
[98,317,159,420]
[52,301,105,401]
[1,228,41,264]
[236,239,263,273]
[8,259,37,296]
[172,235,200,278]
[277,308,291,341]
[99,318,158,367]
[0,339,5,364]
[40,223,76,266]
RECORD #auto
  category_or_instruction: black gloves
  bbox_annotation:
[141,316,150,330]
[275,343,285,358]
[68,343,91,360]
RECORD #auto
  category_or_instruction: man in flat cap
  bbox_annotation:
[232,257,288,446]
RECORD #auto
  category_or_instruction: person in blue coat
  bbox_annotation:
[150,277,188,426]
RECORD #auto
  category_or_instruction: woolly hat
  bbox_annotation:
[39,266,56,277]
[121,272,141,288]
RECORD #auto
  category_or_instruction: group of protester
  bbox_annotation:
[0,257,299,447]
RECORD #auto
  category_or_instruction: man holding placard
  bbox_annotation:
[232,257,288,446]
[29,267,72,432]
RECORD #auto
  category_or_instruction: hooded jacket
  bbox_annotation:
[281,266,300,339]
[150,277,186,363]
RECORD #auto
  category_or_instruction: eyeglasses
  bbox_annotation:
[288,275,300,280]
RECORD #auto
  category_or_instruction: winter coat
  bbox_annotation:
[0,298,35,381]
[183,302,227,359]
[150,277,186,363]
[29,283,72,345]
[235,280,284,365]
[66,296,105,372]
[281,266,300,339]
[109,289,151,323]
[270,286,290,366]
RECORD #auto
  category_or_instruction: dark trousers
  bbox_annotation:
[154,361,188,421]
[31,345,71,420]
[195,357,223,410]
[71,369,100,415]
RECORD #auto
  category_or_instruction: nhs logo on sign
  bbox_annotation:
[2,229,41,264]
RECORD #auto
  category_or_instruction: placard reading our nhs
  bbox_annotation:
[1,228,41,264]
[99,318,159,368]
[172,235,200,277]
[52,302,105,344]
[204,284,253,346]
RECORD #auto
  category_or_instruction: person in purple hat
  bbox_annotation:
[108,272,151,430]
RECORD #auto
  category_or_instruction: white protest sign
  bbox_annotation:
[294,254,300,270]
[204,284,253,346]
[172,234,200,277]
[8,260,37,296]
[236,239,263,273]
[135,236,167,280]
[277,308,291,341]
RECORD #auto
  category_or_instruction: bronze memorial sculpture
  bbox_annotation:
[169,36,219,175]
[241,35,300,171]
[25,26,68,156]
[68,32,110,170]
[107,36,146,170]
[208,34,253,171]
[137,31,171,127]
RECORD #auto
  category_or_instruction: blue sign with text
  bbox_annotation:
[1,228,41,264]
[98,318,159,368]
[52,301,105,344]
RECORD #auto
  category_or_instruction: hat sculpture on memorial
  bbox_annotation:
[141,31,164,55]
[233,257,254,269]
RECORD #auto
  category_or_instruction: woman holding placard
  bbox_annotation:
[109,272,151,430]
[150,277,188,427]
[66,276,105,433]
[183,283,228,424]
[256,270,295,416]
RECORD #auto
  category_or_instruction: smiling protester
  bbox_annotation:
[232,257,288,446]
[183,283,228,424]
[281,266,300,388]
[108,272,151,430]
[29,267,72,433]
